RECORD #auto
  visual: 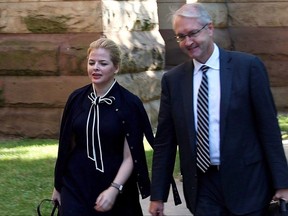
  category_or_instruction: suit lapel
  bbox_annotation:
[219,49,233,149]
[180,61,197,138]
[179,61,196,153]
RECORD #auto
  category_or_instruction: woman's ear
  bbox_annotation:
[114,66,119,74]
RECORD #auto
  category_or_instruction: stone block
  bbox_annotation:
[159,29,189,68]
[271,87,288,112]
[106,31,166,73]
[144,99,160,131]
[228,2,288,27]
[57,33,102,76]
[0,107,62,138]
[204,3,228,28]
[0,32,165,76]
[157,0,185,2]
[102,0,159,32]
[2,71,161,107]
[229,27,288,87]
[230,27,288,55]
[226,0,280,3]
[3,76,89,107]
[0,33,102,76]
[197,0,275,2]
[0,79,4,106]
[262,58,288,87]
[157,2,187,30]
[117,70,162,102]
[0,34,59,75]
[0,1,102,33]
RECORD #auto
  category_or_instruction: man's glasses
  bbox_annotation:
[174,23,209,43]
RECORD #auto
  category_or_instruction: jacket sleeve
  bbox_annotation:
[54,91,77,191]
[249,56,288,189]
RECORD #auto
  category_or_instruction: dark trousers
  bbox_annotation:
[195,166,269,216]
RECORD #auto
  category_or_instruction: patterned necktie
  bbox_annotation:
[196,65,211,173]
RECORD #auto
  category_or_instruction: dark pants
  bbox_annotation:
[195,166,269,216]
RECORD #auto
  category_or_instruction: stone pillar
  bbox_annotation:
[0,0,163,138]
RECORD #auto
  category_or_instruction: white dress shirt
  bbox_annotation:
[193,43,221,165]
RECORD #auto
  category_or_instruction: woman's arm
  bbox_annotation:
[94,138,134,212]
[111,138,134,186]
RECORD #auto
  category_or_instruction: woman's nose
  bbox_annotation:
[93,63,99,70]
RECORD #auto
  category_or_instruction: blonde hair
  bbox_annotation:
[87,38,122,69]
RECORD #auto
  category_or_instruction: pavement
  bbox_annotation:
[140,179,191,216]
[140,141,288,216]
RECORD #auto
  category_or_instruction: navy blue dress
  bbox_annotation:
[59,84,143,216]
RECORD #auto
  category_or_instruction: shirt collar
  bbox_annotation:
[193,43,220,75]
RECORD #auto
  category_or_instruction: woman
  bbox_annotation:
[52,37,154,216]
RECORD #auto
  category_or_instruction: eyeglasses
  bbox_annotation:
[174,23,209,43]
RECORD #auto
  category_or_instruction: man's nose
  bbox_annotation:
[184,36,194,46]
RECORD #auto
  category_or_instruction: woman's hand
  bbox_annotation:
[94,138,133,212]
[51,188,61,206]
[94,187,119,212]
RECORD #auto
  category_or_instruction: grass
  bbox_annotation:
[0,114,287,215]
[0,138,180,216]
[0,139,57,216]
[279,113,288,140]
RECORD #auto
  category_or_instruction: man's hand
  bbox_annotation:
[149,201,164,216]
[273,188,288,201]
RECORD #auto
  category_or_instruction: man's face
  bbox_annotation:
[174,16,214,63]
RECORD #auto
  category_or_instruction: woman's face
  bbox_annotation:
[87,48,118,89]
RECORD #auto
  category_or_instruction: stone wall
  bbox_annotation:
[226,1,288,111]
[0,0,163,138]
[0,0,287,138]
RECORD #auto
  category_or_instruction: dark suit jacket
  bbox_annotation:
[150,48,288,214]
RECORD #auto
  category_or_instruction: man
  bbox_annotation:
[149,3,288,216]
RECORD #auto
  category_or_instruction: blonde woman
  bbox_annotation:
[52,38,153,216]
